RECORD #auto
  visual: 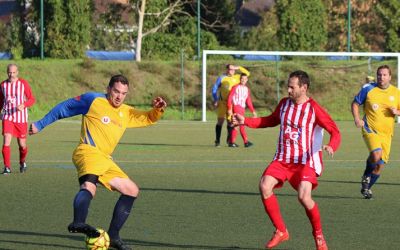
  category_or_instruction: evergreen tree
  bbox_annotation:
[277,0,328,51]
[43,0,92,58]
[376,0,400,52]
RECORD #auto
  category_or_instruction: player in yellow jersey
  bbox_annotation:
[211,64,250,147]
[29,75,167,250]
[351,65,400,199]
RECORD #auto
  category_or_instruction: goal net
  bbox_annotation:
[201,50,400,122]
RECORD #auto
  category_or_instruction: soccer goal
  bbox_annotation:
[201,50,400,122]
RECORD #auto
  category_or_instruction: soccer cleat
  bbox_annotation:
[228,143,239,148]
[110,238,132,250]
[2,167,11,175]
[67,222,100,238]
[361,175,370,191]
[215,140,220,147]
[314,234,328,250]
[19,162,27,173]
[361,189,373,199]
[265,229,289,249]
[244,141,253,148]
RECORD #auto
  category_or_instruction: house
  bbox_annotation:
[0,0,17,23]
[235,0,275,32]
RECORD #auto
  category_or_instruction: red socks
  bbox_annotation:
[19,146,28,164]
[262,194,286,232]
[2,145,10,167]
[305,203,322,236]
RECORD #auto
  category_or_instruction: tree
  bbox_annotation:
[90,2,134,51]
[134,0,191,61]
[238,5,280,51]
[324,0,383,52]
[376,0,400,52]
[44,0,92,58]
[277,0,328,51]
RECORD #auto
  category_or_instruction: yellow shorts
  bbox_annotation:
[72,144,129,191]
[217,101,228,119]
[362,128,392,163]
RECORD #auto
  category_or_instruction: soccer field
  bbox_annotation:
[1,120,400,250]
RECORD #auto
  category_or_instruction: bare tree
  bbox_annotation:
[135,0,190,62]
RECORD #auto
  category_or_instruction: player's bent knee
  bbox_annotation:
[110,177,139,197]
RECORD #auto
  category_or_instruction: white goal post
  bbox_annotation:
[202,50,400,122]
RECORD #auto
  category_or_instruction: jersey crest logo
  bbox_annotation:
[372,103,379,111]
[101,116,111,124]
[389,96,395,102]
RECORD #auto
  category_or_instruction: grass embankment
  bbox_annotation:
[0,58,397,120]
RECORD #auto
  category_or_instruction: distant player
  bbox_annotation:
[233,70,341,250]
[227,73,256,147]
[351,65,400,199]
[29,75,167,250]
[0,64,35,174]
[211,64,250,147]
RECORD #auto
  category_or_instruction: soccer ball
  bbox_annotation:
[85,228,110,250]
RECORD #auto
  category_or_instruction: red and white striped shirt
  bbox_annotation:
[227,84,255,113]
[0,78,35,123]
[245,97,341,175]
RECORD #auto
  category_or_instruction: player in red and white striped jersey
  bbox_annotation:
[227,73,257,147]
[0,64,35,174]
[233,70,340,250]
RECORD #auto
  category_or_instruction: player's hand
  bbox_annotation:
[322,145,334,157]
[389,107,398,116]
[213,101,218,108]
[153,97,167,109]
[232,113,245,126]
[29,123,38,135]
[252,111,257,118]
[354,118,364,128]
[17,104,25,111]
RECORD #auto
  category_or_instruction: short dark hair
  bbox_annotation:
[377,65,391,75]
[226,64,233,69]
[240,73,248,78]
[108,74,129,88]
[289,70,310,88]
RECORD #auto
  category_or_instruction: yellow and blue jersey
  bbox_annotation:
[211,66,250,102]
[34,92,164,156]
[354,83,400,136]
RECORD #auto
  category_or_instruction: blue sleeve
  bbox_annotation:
[34,92,104,132]
[354,83,376,105]
[211,76,223,101]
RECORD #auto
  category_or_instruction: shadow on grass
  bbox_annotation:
[320,179,400,186]
[61,140,213,147]
[127,239,259,249]
[141,187,356,200]
[0,229,258,250]
[0,230,82,249]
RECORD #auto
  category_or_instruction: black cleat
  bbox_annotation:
[361,175,370,190]
[361,175,372,199]
[110,238,132,250]
[20,162,27,173]
[361,189,373,199]
[244,141,253,148]
[228,143,239,148]
[2,167,11,175]
[67,222,100,238]
[214,140,220,147]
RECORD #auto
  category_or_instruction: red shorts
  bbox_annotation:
[262,160,318,190]
[2,120,28,138]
